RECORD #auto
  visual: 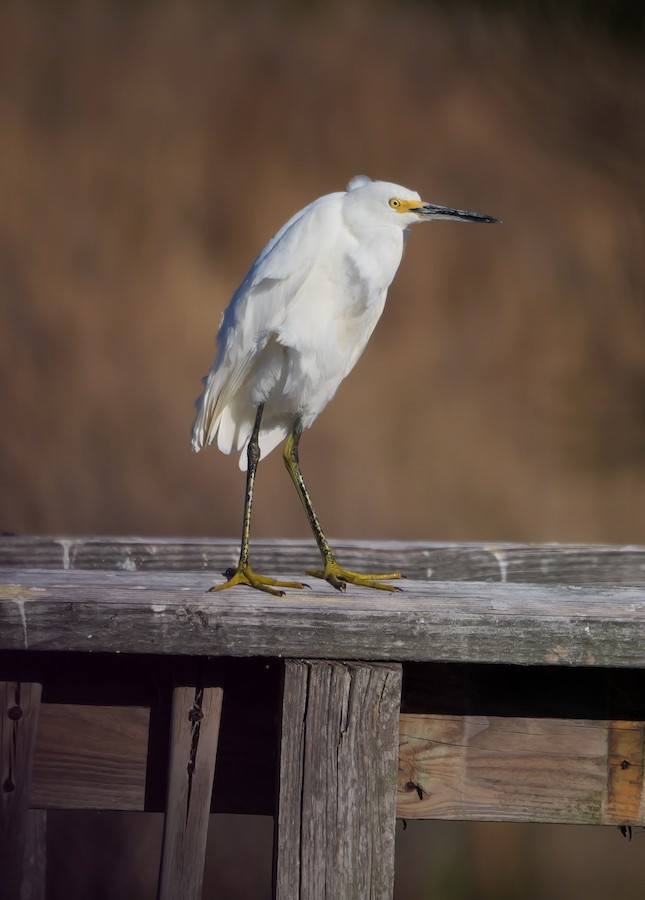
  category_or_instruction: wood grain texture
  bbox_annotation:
[3,536,645,584]
[276,661,402,900]
[157,686,223,900]
[21,700,645,826]
[607,721,645,824]
[30,704,149,810]
[0,682,43,900]
[1,568,645,667]
[19,654,282,817]
[398,714,645,826]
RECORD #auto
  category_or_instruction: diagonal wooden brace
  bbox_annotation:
[157,685,223,900]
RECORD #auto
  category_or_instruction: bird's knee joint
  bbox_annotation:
[247,439,260,468]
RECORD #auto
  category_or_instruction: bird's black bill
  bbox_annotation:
[415,203,500,224]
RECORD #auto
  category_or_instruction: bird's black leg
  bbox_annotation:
[238,402,263,571]
[283,420,403,592]
[210,404,305,596]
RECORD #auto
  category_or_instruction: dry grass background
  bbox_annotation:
[2,0,645,897]
[2,0,645,545]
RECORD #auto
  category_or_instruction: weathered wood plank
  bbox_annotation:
[30,704,149,810]
[0,682,43,900]
[398,714,645,826]
[21,699,645,827]
[275,661,402,900]
[13,655,281,816]
[2,536,645,584]
[29,697,275,815]
[274,662,308,895]
[607,721,645,824]
[157,685,223,900]
[21,660,644,817]
[1,569,645,666]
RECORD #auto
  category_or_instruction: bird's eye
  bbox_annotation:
[389,198,402,209]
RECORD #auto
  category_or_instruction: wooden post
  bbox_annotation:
[0,682,43,900]
[275,660,402,900]
[157,685,223,900]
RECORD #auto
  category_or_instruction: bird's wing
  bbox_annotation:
[192,192,345,451]
[246,191,345,287]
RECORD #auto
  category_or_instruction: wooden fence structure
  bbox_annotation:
[1,536,645,898]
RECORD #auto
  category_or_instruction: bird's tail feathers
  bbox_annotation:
[192,352,290,467]
[191,374,225,452]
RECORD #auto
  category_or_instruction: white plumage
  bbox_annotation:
[192,175,498,594]
[194,177,411,465]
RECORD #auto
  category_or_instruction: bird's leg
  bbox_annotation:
[283,421,403,592]
[211,403,306,597]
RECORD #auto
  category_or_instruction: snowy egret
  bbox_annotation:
[192,175,499,595]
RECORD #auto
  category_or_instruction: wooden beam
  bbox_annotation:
[398,713,645,826]
[157,685,223,900]
[2,568,645,667]
[0,682,43,900]
[25,699,645,827]
[30,704,149,810]
[3,536,645,586]
[21,655,282,817]
[275,660,402,899]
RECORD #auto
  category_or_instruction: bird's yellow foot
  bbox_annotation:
[209,564,306,597]
[307,559,403,592]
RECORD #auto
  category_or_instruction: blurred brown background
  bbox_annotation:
[2,0,645,897]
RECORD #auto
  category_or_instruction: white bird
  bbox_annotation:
[192,175,498,595]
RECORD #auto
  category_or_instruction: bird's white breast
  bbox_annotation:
[273,222,405,426]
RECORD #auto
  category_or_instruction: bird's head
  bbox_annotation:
[345,175,500,228]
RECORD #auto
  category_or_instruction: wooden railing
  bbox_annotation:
[1,537,645,898]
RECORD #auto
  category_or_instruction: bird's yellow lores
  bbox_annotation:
[192,175,499,595]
